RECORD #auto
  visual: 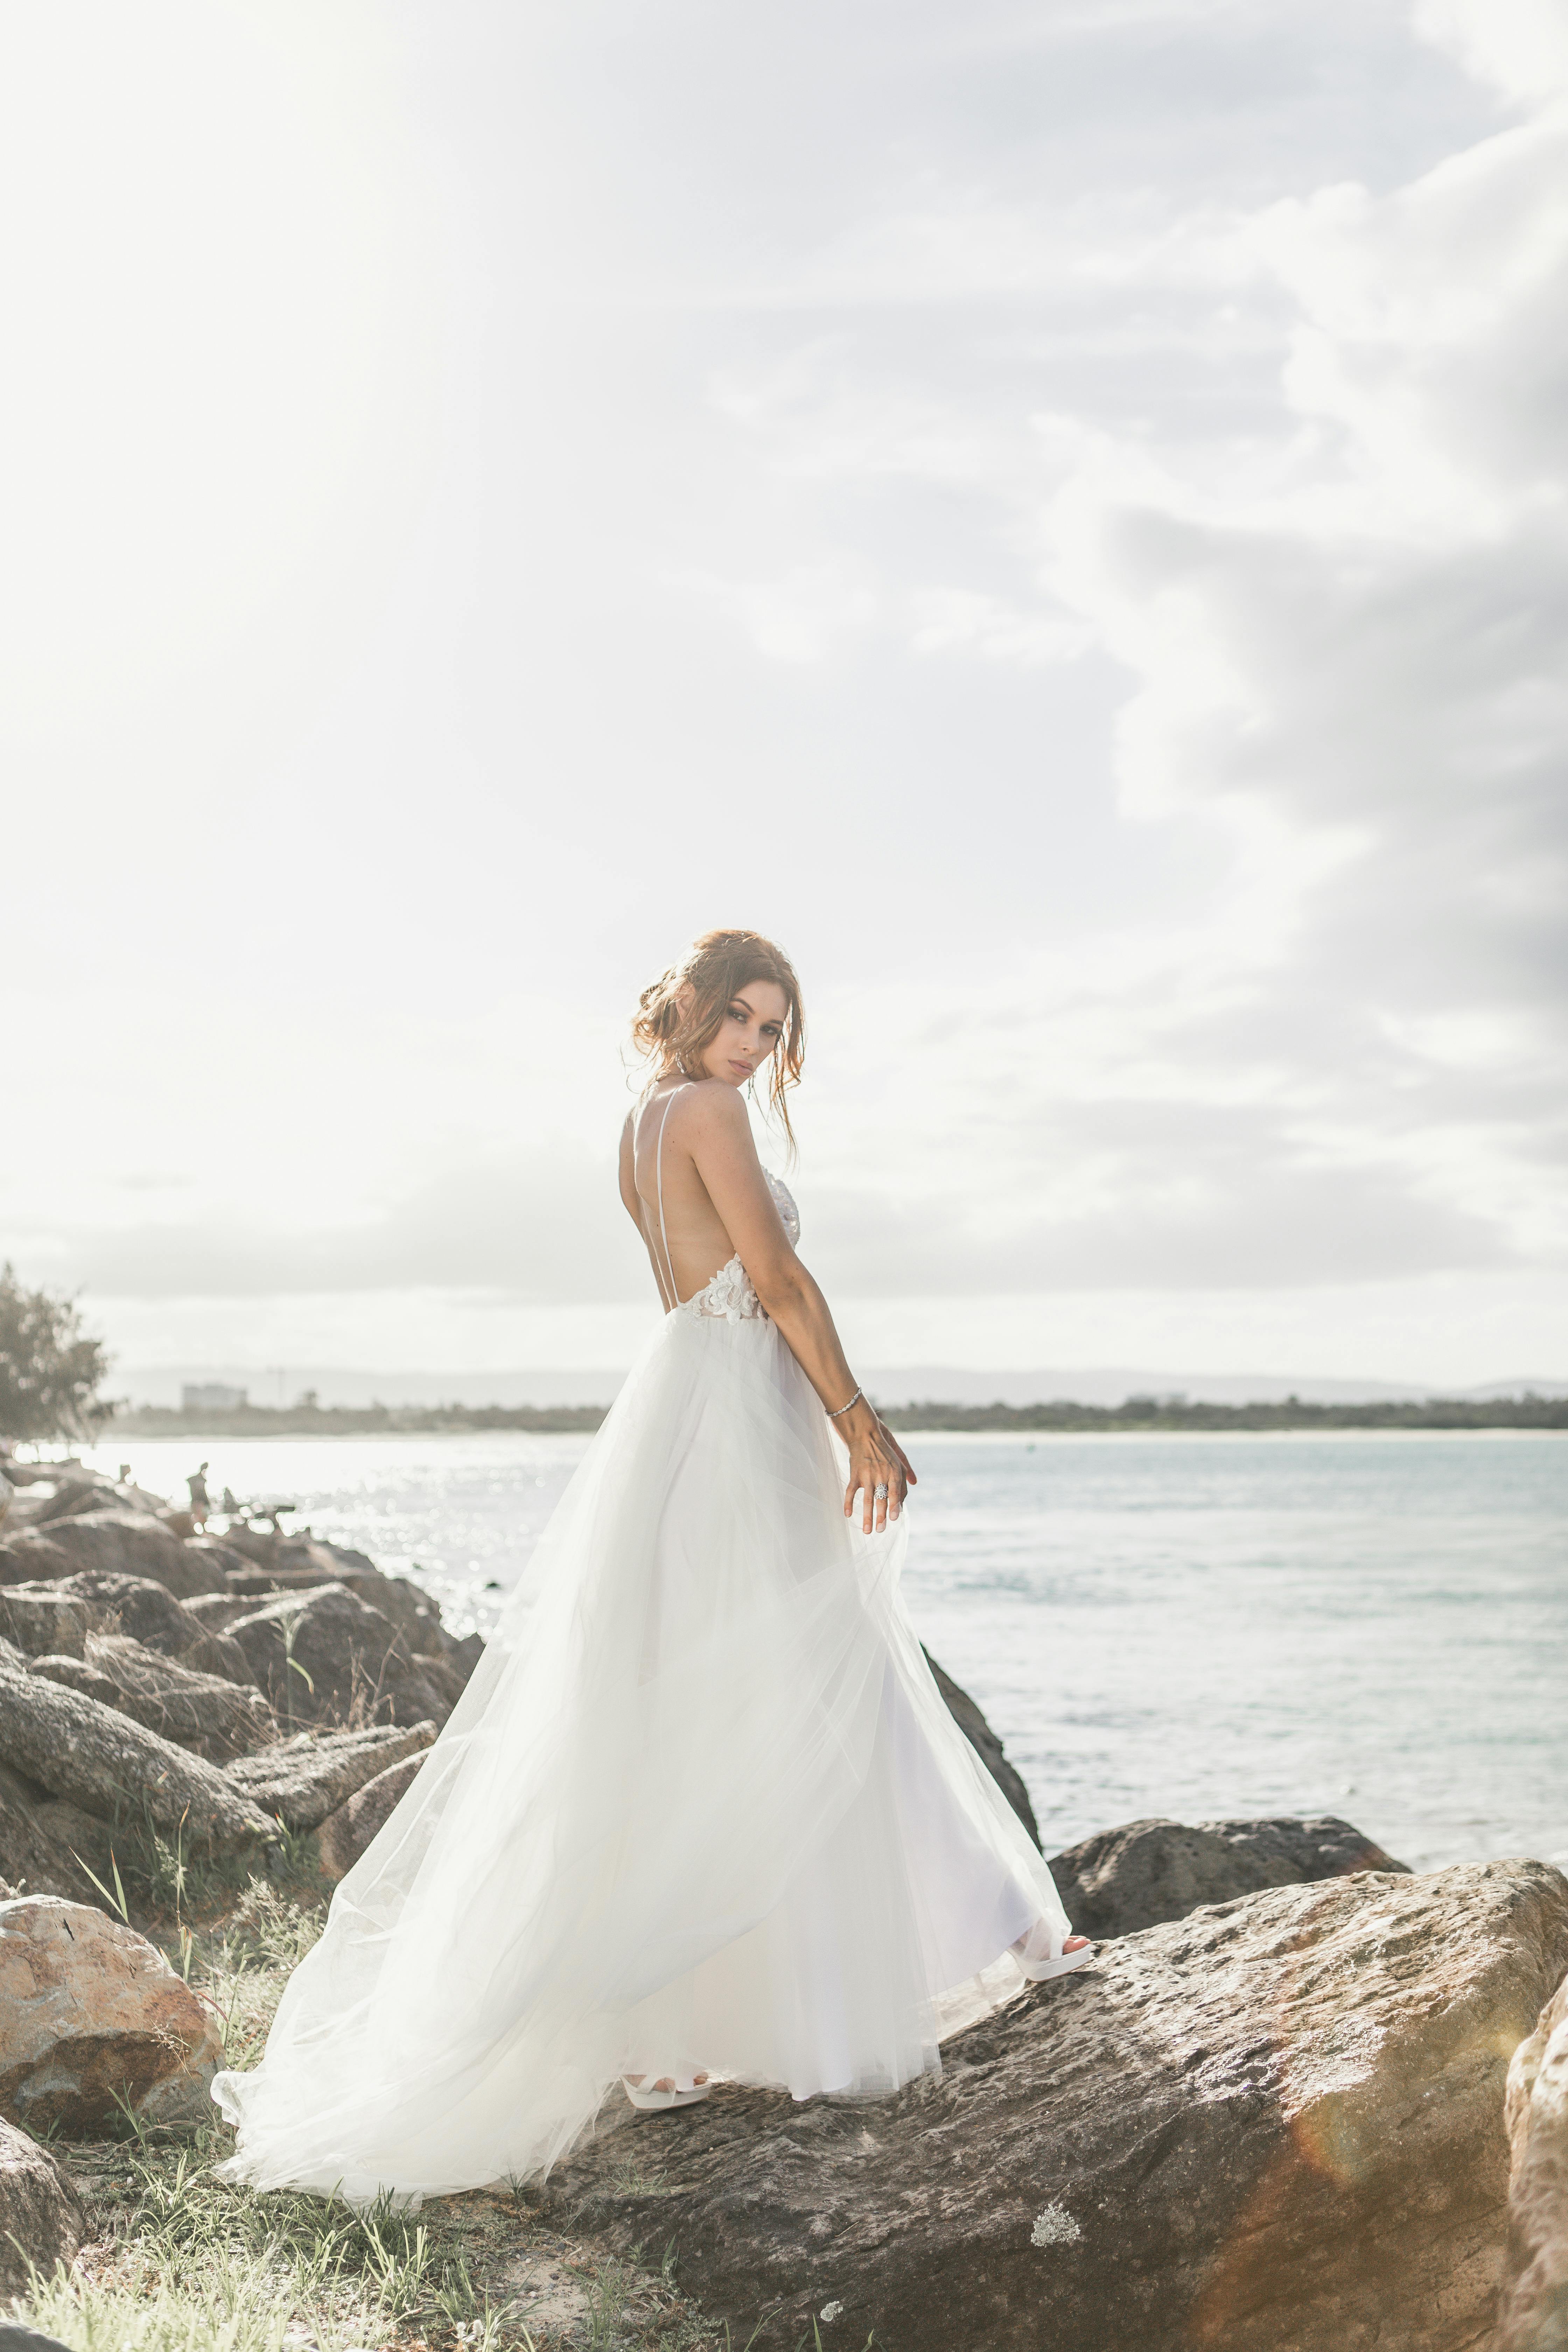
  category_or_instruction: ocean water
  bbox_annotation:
[87,1429,1568,1875]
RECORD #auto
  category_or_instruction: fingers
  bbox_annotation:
[845,1446,907,1533]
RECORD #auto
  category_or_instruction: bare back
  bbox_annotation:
[619,1080,794,1311]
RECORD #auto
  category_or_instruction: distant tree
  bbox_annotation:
[0,1262,114,1443]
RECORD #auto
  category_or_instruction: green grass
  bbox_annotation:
[5,1878,780,2352]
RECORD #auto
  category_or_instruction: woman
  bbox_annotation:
[213,929,1088,2202]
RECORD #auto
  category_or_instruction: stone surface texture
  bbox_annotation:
[316,1749,428,1879]
[29,1571,252,1683]
[226,1583,461,1727]
[922,1648,1040,1848]
[0,1759,108,1904]
[78,1631,278,1759]
[0,2116,85,2296]
[1499,1967,1568,2350]
[8,1511,226,1600]
[0,1896,222,2136]
[0,1654,275,1850]
[539,1859,1568,2352]
[1049,1812,1410,1940]
[225,1721,438,1829]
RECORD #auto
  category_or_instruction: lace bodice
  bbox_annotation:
[679,1170,799,1323]
[637,1083,800,1323]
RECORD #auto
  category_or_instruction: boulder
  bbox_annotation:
[25,1477,124,1526]
[1048,1813,1410,1940]
[29,1653,120,1705]
[0,2319,77,2352]
[180,1591,256,1633]
[0,1655,276,1852]
[225,1721,438,1830]
[539,1858,1568,2352]
[0,2116,84,2296]
[316,1749,428,1878]
[0,1587,90,1658]
[45,1571,253,1684]
[0,1760,108,1905]
[76,1633,278,1760]
[923,1649,1039,1847]
[1499,1967,1568,2349]
[0,1531,77,1587]
[20,1510,226,1600]
[0,1895,222,2136]
[226,1582,461,1727]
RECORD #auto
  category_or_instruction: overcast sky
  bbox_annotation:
[3,0,1565,1387]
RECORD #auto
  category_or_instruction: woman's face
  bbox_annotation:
[694,979,789,1087]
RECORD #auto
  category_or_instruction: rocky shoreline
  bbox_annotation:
[2,1456,1566,2348]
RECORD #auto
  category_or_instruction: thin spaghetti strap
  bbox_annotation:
[653,1086,683,1309]
[633,1083,686,1313]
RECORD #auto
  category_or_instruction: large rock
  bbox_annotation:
[0,1759,109,1905]
[65,1633,278,1760]
[0,1586,90,1658]
[47,1571,253,1683]
[539,1858,1568,2352]
[0,1654,276,1852]
[0,1896,221,2136]
[1048,1812,1410,1940]
[0,1531,78,1588]
[0,2115,84,2296]
[1499,1967,1568,2349]
[19,1509,226,1600]
[316,1749,428,1878]
[225,1721,438,1830]
[226,1583,461,1727]
[923,1649,1040,1847]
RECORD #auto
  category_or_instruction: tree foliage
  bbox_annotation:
[0,1261,113,1442]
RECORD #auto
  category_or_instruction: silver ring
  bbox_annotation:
[874,1483,889,1499]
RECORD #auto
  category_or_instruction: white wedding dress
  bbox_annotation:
[213,1093,1074,2200]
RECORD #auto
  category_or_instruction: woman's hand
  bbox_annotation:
[841,1401,915,1534]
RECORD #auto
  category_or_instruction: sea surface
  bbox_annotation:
[87,1429,1568,1875]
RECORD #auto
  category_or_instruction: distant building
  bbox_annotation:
[181,1383,248,1413]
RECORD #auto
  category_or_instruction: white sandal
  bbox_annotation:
[622,2071,712,2112]
[1014,1933,1095,1982]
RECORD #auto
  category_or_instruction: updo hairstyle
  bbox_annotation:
[633,929,806,1147]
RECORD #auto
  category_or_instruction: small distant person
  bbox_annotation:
[117,1462,132,1486]
[186,1461,211,1527]
[221,1485,242,1518]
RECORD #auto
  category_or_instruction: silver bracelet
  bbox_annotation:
[825,1385,863,1421]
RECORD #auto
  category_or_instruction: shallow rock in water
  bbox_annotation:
[225,1721,438,1830]
[539,1858,1568,2352]
[316,1748,429,1878]
[1048,1812,1410,1940]
[0,1896,222,2137]
[226,1582,463,1727]
[0,1654,276,1851]
[1499,1965,1568,2350]
[922,1648,1040,1847]
[0,2115,85,2296]
[11,1510,227,1601]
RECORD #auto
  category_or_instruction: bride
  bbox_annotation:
[212,928,1089,2201]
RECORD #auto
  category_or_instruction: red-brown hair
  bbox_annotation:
[633,929,806,1148]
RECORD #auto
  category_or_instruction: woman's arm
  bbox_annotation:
[682,1086,915,1534]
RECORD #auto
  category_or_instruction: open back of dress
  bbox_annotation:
[213,1122,1070,2200]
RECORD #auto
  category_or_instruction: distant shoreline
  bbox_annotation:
[103,1393,1568,1438]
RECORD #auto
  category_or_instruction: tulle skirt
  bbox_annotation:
[212,1306,1071,2200]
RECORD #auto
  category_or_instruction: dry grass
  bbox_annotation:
[8,1878,776,2352]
